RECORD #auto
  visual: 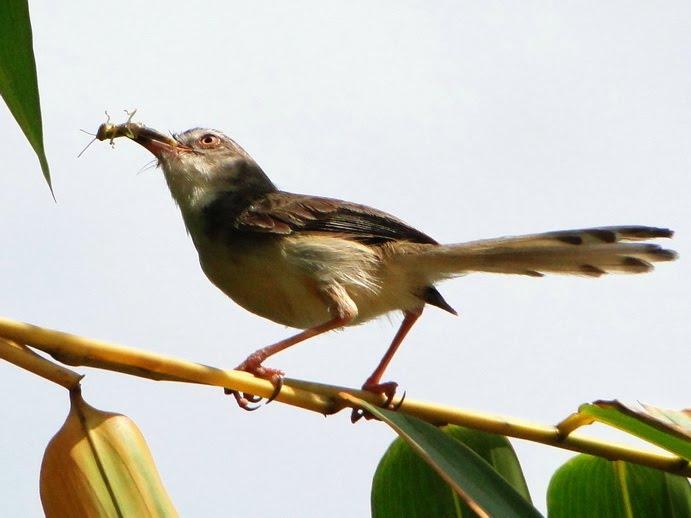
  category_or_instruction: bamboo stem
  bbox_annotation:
[0,316,688,477]
[0,316,355,413]
[556,412,596,438]
[379,398,689,475]
[0,337,82,390]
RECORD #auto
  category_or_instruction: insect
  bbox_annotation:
[78,110,141,157]
[96,109,140,143]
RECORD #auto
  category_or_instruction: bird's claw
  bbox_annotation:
[391,390,406,411]
[224,363,285,411]
[244,393,264,403]
[350,381,404,423]
[264,376,284,404]
[231,390,263,411]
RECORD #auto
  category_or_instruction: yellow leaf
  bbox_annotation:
[40,389,177,517]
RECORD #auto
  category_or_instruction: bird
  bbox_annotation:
[110,122,677,417]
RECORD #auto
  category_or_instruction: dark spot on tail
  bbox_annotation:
[422,286,457,315]
[580,264,606,277]
[523,270,544,277]
[650,248,678,261]
[556,235,583,245]
[617,226,674,239]
[586,229,617,243]
[622,257,653,272]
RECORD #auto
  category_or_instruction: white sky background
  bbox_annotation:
[2,1,689,516]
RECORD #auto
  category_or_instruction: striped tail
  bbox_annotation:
[410,226,677,278]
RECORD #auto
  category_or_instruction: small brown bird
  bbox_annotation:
[107,121,677,416]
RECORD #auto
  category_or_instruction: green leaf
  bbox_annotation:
[547,454,691,518]
[0,0,51,191]
[346,396,542,518]
[443,425,532,502]
[372,433,463,518]
[372,425,533,518]
[579,401,691,461]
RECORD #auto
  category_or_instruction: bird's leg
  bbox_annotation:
[361,307,423,399]
[351,307,423,422]
[228,285,357,410]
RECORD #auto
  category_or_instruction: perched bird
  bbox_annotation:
[108,122,677,416]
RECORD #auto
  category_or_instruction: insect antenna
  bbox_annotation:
[77,135,98,158]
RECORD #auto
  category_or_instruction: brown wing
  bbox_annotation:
[234,191,438,245]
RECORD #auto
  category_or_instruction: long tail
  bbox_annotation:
[408,226,677,278]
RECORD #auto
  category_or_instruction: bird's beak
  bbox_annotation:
[131,126,191,159]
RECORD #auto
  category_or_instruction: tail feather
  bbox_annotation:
[406,226,677,279]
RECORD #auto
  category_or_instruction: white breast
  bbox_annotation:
[194,233,426,329]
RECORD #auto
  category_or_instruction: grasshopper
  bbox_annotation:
[96,109,140,144]
[79,110,142,157]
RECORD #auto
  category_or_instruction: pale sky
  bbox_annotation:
[2,2,689,516]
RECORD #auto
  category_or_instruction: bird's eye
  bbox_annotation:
[198,134,220,147]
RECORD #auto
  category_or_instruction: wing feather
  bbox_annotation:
[234,192,437,245]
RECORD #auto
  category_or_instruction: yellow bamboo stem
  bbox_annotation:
[382,398,689,475]
[0,337,82,390]
[0,316,350,413]
[556,412,597,437]
[0,316,688,477]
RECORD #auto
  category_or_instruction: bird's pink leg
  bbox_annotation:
[352,307,423,422]
[229,315,353,410]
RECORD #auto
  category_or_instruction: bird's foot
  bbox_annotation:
[350,381,405,423]
[224,358,284,411]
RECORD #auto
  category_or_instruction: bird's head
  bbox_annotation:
[132,126,275,211]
